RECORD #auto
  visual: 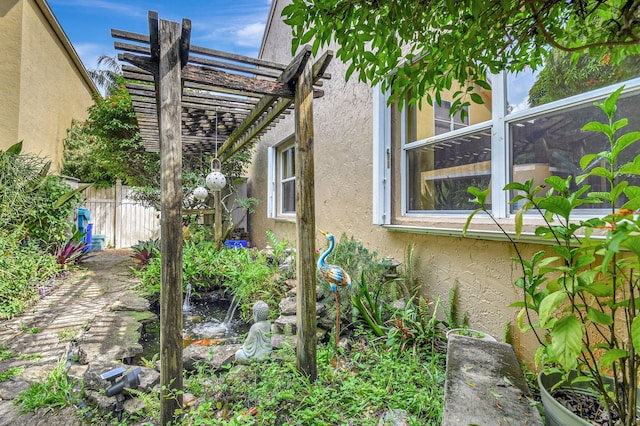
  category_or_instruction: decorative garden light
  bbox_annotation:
[204,110,226,192]
[205,158,226,191]
[193,185,208,202]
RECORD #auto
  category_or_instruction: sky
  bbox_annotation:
[49,0,273,72]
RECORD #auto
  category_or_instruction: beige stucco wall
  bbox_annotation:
[0,0,97,170]
[251,0,541,360]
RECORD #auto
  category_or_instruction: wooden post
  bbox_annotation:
[295,55,317,380]
[157,18,183,424]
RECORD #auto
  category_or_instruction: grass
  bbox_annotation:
[121,329,446,425]
[0,366,24,383]
[14,361,77,413]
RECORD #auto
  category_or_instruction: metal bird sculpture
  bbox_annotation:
[317,230,352,291]
[317,229,351,348]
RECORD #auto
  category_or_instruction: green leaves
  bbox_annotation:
[551,315,583,371]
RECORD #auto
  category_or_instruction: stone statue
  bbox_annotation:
[235,300,272,364]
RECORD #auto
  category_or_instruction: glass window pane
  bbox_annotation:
[407,130,492,211]
[406,89,492,143]
[281,147,295,179]
[508,50,640,113]
[282,180,295,213]
[510,90,640,210]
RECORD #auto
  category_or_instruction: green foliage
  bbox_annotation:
[175,336,445,425]
[465,87,640,425]
[0,366,24,383]
[131,238,160,269]
[15,361,77,413]
[283,1,640,113]
[0,228,60,319]
[351,273,386,337]
[529,50,640,107]
[55,229,93,267]
[62,77,160,188]
[0,143,83,249]
[135,229,288,321]
[387,297,446,357]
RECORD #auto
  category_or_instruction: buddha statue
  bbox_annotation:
[235,300,272,364]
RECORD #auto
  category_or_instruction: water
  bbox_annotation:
[137,295,249,363]
[183,283,192,312]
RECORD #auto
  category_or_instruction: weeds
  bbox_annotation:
[15,360,78,413]
[0,366,24,383]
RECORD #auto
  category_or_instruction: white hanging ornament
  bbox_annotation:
[193,186,208,202]
[205,158,226,192]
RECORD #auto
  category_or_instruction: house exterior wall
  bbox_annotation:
[0,0,97,170]
[250,0,540,358]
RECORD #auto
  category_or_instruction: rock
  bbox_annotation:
[84,389,116,416]
[279,297,297,315]
[77,312,144,363]
[183,343,241,371]
[271,334,296,349]
[273,315,297,334]
[0,377,31,400]
[137,367,160,392]
[110,295,150,312]
[123,396,146,416]
[67,364,88,383]
[377,408,409,426]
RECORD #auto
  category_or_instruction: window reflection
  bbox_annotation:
[510,91,640,210]
[407,131,492,211]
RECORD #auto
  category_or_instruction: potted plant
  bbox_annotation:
[464,87,640,425]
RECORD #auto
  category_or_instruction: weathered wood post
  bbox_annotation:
[295,55,317,380]
[157,17,184,424]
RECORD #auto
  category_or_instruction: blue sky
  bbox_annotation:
[49,0,273,71]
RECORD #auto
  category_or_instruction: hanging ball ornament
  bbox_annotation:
[193,186,209,202]
[205,159,226,191]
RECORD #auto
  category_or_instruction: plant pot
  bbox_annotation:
[538,371,640,426]
[445,328,496,342]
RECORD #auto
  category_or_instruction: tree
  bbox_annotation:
[283,0,640,111]
[62,76,160,188]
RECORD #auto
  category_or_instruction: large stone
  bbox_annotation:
[109,295,150,312]
[183,343,242,371]
[442,335,543,425]
[83,360,128,391]
[279,297,297,315]
[77,312,144,363]
[272,315,297,334]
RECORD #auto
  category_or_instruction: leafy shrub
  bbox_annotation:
[0,142,83,249]
[131,238,159,268]
[0,228,59,319]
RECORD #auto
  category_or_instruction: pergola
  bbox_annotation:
[112,12,332,424]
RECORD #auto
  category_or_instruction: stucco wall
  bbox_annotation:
[0,0,96,170]
[251,0,541,360]
[0,0,22,147]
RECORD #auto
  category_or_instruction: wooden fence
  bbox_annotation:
[82,181,160,249]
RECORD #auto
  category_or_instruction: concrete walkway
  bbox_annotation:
[0,249,145,426]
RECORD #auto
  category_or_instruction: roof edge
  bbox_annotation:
[258,0,278,59]
[35,0,100,96]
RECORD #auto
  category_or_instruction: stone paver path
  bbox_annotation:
[0,249,144,426]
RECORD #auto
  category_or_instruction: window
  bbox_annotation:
[267,138,296,218]
[374,53,640,224]
[434,101,469,135]
[280,145,295,214]
[402,87,492,213]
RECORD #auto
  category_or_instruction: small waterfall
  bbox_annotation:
[222,294,239,327]
[183,283,192,312]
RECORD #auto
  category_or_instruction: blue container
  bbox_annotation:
[77,207,91,235]
[83,223,94,251]
[92,234,106,252]
[224,240,248,249]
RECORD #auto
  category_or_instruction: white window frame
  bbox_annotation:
[374,73,640,223]
[267,136,296,219]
